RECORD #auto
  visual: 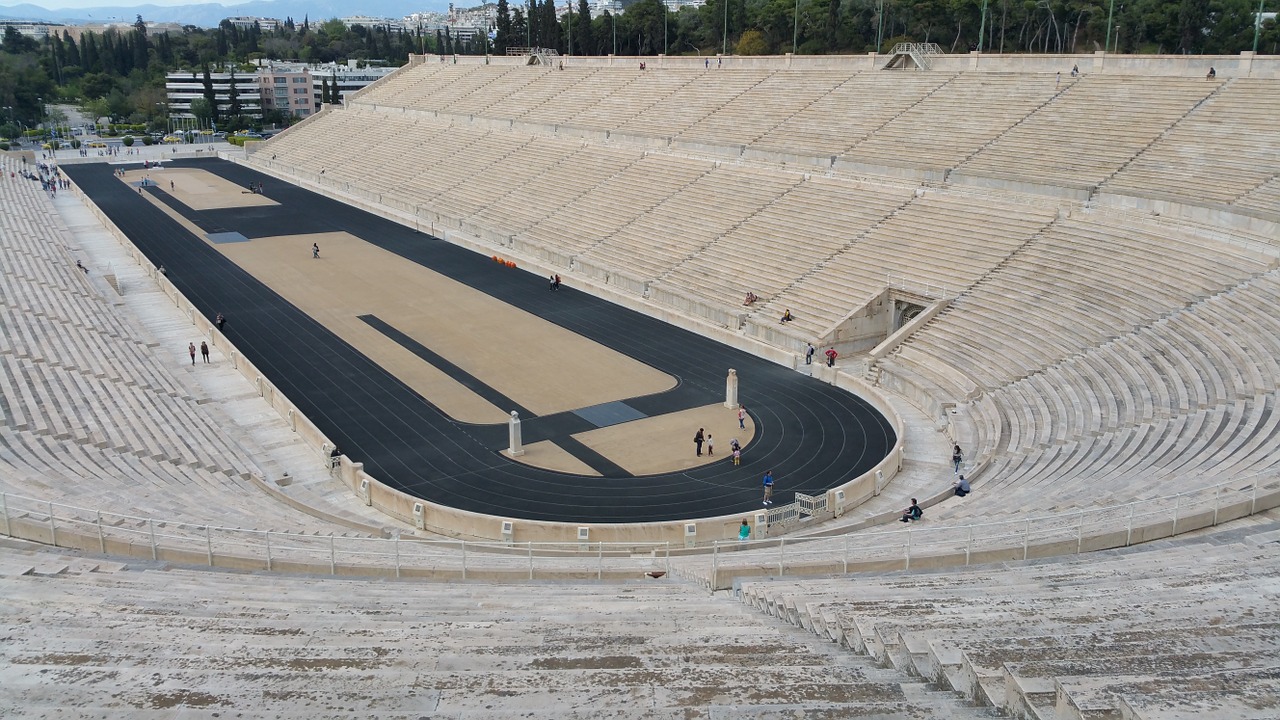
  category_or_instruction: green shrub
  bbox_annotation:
[122,136,134,146]
[0,143,8,151]
[142,136,154,146]
[70,139,81,149]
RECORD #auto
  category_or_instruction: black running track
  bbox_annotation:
[65,159,895,523]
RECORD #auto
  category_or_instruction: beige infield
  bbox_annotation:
[216,230,676,425]
[123,167,278,210]
[129,167,758,475]
[572,403,755,476]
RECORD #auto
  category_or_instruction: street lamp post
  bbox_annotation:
[1105,0,1115,53]
[1254,0,1266,53]
[875,0,885,54]
[723,0,729,55]
[792,0,800,54]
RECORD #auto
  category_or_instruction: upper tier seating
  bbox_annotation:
[955,74,1220,190]
[1099,78,1280,206]
[750,189,1058,339]
[841,73,1063,173]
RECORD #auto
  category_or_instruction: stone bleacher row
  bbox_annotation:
[351,63,1279,211]
[0,160,360,536]
[255,108,1072,343]
[0,541,1002,719]
[738,520,1280,720]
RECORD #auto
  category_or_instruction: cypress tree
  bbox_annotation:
[575,0,592,55]
[495,0,513,52]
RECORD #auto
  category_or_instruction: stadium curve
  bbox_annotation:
[62,159,897,525]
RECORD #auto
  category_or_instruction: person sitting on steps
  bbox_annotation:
[900,498,923,523]
[953,475,970,497]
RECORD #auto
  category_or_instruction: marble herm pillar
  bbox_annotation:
[508,411,525,457]
[725,369,739,409]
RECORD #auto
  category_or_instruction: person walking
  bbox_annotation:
[188,342,197,366]
[805,343,815,365]
[738,406,746,429]
[694,428,705,456]
[952,444,963,474]
[200,341,210,363]
[706,433,714,456]
[312,243,320,259]
[762,471,774,506]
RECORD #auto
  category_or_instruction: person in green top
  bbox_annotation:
[738,520,751,542]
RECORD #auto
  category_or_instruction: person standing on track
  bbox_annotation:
[694,428,705,457]
[762,470,774,505]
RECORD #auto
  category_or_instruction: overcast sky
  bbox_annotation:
[2,0,253,9]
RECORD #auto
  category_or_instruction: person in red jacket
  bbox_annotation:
[824,347,838,367]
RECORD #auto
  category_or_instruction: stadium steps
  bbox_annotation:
[0,537,1006,719]
[735,517,1280,719]
[1090,77,1232,198]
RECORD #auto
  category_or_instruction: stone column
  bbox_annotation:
[508,411,525,457]
[725,369,738,409]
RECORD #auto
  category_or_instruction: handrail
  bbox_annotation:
[3,469,1277,585]
[703,469,1280,588]
[890,42,944,56]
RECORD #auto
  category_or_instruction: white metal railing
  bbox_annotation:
[0,492,672,581]
[890,42,944,57]
[4,469,1278,587]
[794,492,828,518]
[706,470,1280,589]
[887,272,950,299]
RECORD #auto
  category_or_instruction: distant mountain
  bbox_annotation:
[0,0,449,27]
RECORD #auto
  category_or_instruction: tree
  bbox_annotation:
[228,69,242,118]
[736,28,771,53]
[576,0,594,53]
[496,0,514,51]
[201,65,218,123]
[80,72,117,99]
[189,97,214,124]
